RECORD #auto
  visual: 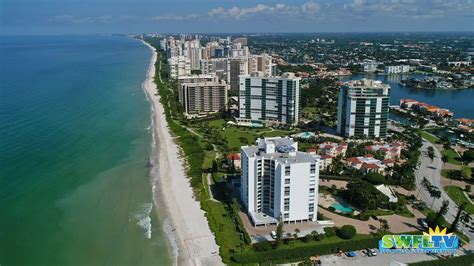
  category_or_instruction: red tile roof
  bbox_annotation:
[227,153,240,160]
[363,163,380,169]
[346,157,362,164]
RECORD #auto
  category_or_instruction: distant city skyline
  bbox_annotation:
[1,0,473,35]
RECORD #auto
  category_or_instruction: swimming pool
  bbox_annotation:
[330,202,354,214]
[295,131,315,139]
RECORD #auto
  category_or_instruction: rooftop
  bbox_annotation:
[242,137,318,165]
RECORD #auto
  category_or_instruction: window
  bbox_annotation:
[309,188,315,193]
[285,179,290,184]
[284,187,290,196]
[310,163,316,174]
[284,213,289,218]
[284,198,290,205]
[284,206,290,211]
[285,165,291,176]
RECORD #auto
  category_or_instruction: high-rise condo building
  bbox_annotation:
[177,74,219,103]
[238,72,300,126]
[179,81,228,116]
[228,58,249,91]
[241,137,320,226]
[200,58,228,81]
[337,79,391,138]
[248,54,273,77]
[168,56,191,79]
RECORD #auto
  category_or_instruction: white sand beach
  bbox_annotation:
[141,41,222,266]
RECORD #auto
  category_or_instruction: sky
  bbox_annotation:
[1,0,473,35]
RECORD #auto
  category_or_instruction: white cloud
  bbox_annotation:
[301,1,320,14]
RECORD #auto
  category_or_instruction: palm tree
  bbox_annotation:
[441,154,449,168]
[450,203,466,232]
[294,228,301,239]
[460,212,472,232]
[434,200,449,226]
[379,219,390,232]
[427,146,435,161]
[429,189,441,208]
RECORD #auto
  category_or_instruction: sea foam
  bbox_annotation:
[133,202,153,239]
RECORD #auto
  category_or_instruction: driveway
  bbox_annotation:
[415,139,474,243]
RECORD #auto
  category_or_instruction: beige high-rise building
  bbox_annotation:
[180,81,228,115]
[248,54,273,76]
[227,57,249,91]
[168,56,191,79]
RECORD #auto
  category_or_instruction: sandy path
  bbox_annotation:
[141,40,222,266]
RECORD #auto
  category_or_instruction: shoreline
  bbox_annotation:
[140,40,222,266]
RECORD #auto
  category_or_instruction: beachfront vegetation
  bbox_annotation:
[233,235,379,264]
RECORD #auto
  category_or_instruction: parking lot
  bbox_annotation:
[319,247,470,266]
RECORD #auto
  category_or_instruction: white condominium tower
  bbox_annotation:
[241,137,320,226]
[239,72,300,126]
[337,79,391,138]
[167,56,191,79]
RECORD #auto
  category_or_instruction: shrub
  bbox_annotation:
[336,225,357,239]
[302,234,312,243]
[328,206,336,212]
[233,237,379,263]
[254,240,273,252]
[365,172,387,185]
[359,213,370,221]
[324,227,337,237]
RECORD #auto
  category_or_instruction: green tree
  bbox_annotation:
[434,200,450,226]
[365,172,387,185]
[254,240,272,251]
[449,203,466,232]
[275,216,284,247]
[379,219,390,232]
[211,159,218,173]
[462,149,474,164]
[336,225,357,239]
[441,154,449,167]
[427,146,435,161]
[294,228,301,239]
[460,211,472,231]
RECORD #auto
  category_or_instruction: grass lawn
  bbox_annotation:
[278,234,374,250]
[205,119,297,151]
[418,130,440,144]
[441,148,462,165]
[444,186,474,214]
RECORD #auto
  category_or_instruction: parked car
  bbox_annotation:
[418,218,429,228]
[270,231,277,239]
[367,248,377,256]
[346,251,358,257]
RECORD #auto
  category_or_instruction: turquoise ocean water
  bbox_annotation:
[0,36,172,265]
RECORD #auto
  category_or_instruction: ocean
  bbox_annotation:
[0,35,172,265]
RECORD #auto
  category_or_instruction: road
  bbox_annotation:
[415,139,474,243]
